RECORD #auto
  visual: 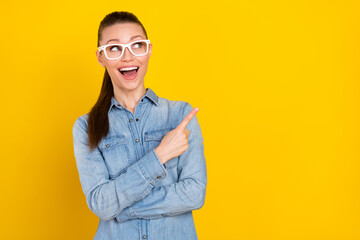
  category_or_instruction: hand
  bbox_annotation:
[155,107,199,164]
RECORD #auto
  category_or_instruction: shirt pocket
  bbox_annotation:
[98,135,131,179]
[144,128,171,155]
[144,128,179,185]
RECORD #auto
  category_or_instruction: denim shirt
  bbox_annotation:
[72,88,207,240]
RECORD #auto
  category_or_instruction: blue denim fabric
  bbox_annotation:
[72,88,207,240]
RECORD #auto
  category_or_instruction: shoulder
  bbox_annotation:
[72,113,89,136]
[157,96,192,116]
[156,96,198,131]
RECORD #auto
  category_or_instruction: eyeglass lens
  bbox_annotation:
[105,41,148,59]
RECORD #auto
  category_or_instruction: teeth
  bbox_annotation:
[119,66,138,71]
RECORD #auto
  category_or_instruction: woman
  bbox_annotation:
[72,11,207,240]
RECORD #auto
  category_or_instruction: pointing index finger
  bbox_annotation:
[177,107,199,130]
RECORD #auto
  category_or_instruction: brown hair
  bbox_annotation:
[87,11,148,151]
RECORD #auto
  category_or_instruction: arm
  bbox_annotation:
[72,116,168,221]
[115,103,207,223]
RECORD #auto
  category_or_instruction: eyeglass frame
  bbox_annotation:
[97,39,151,60]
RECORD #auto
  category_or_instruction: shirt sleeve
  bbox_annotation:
[114,102,207,223]
[72,115,168,221]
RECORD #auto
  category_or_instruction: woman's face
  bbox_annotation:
[96,23,152,93]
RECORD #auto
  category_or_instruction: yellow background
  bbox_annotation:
[1,0,359,239]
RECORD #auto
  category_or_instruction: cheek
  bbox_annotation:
[106,67,119,79]
[101,55,119,68]
[105,61,119,69]
[139,57,150,69]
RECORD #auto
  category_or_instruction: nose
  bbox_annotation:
[121,46,133,62]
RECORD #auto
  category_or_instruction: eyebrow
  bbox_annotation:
[106,35,144,44]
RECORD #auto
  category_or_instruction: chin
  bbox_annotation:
[120,80,144,91]
[110,71,145,90]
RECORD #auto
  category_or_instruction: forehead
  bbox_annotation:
[100,23,146,45]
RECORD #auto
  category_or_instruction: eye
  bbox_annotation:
[133,42,143,48]
[109,45,121,52]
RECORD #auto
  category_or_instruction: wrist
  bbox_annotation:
[155,146,168,164]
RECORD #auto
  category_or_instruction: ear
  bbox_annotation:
[148,43,152,57]
[96,50,105,67]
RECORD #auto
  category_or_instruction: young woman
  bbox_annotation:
[72,11,207,240]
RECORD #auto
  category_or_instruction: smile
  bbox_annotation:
[118,66,139,80]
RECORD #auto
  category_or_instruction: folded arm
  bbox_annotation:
[72,116,168,221]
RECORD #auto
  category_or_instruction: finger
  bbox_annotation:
[177,107,199,130]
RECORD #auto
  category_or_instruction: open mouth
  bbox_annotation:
[119,66,139,77]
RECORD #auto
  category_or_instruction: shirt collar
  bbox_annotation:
[109,88,159,112]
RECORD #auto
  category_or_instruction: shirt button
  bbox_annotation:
[135,139,139,143]
[129,118,133,122]
[106,144,110,148]
[141,99,144,102]
[136,118,139,122]
[157,176,161,179]
[142,236,147,239]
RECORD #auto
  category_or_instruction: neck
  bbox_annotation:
[113,86,147,114]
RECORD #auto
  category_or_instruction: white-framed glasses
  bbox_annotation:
[98,39,150,60]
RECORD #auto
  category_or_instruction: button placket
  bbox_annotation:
[139,219,148,240]
[126,102,146,158]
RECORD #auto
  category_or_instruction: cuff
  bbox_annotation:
[137,149,168,186]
